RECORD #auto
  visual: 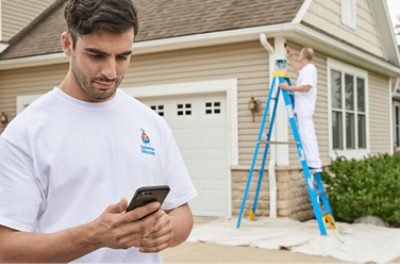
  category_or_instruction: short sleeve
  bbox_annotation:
[0,137,44,232]
[299,65,317,88]
[158,122,197,211]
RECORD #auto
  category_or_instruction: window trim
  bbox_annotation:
[327,58,369,160]
[394,101,400,151]
[341,0,357,30]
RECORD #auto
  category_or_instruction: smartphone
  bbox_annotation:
[126,185,170,212]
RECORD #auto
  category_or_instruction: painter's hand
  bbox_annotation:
[139,210,174,253]
[279,83,290,90]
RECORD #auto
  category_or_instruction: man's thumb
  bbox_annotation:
[106,198,128,213]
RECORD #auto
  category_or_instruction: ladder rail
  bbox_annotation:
[236,77,278,228]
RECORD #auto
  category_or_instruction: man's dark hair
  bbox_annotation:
[64,0,139,49]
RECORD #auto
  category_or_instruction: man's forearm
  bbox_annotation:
[168,204,193,247]
[287,84,311,92]
[0,222,99,262]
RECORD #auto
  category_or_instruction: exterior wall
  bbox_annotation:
[303,0,384,58]
[369,73,391,154]
[0,39,392,220]
[1,0,55,41]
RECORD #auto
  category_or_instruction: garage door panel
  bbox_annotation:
[172,128,227,147]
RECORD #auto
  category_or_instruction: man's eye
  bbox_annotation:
[117,56,128,61]
[90,54,104,59]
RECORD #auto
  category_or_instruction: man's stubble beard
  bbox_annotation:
[71,57,122,101]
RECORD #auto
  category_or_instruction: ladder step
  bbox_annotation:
[316,190,326,196]
[259,140,298,145]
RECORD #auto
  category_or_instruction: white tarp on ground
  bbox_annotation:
[187,218,400,263]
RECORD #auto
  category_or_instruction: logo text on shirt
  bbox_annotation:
[140,129,156,156]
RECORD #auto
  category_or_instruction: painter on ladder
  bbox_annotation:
[279,47,322,172]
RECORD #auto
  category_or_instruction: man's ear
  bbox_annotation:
[61,32,73,56]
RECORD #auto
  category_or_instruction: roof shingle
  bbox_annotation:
[0,0,303,60]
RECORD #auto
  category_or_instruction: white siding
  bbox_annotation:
[369,73,391,154]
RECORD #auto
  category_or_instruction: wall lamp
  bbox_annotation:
[0,112,9,125]
[248,96,260,122]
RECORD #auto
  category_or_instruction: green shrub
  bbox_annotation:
[321,153,400,224]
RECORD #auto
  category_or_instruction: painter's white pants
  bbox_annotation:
[296,114,322,168]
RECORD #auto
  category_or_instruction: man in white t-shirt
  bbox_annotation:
[0,0,197,262]
[279,47,322,171]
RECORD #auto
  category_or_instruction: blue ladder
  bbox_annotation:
[236,68,336,235]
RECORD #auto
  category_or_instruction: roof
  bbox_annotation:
[0,0,303,60]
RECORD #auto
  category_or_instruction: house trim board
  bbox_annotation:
[292,0,312,24]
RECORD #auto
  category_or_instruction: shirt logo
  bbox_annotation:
[140,129,156,156]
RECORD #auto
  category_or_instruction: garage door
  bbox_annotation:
[140,93,230,217]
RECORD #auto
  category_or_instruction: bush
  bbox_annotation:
[321,153,400,224]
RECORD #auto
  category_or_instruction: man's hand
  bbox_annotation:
[139,210,173,253]
[86,199,163,250]
[279,83,291,90]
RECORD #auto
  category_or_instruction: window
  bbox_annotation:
[395,104,400,149]
[205,101,222,115]
[177,103,192,116]
[341,0,357,29]
[329,60,368,158]
[150,105,164,116]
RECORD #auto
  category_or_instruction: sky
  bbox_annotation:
[386,0,400,44]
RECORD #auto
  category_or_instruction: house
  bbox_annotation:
[0,0,399,220]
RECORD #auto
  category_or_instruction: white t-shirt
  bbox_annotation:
[0,87,197,263]
[294,63,317,117]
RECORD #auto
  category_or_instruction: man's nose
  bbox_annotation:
[101,59,117,80]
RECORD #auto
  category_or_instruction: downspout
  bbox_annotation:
[259,33,277,218]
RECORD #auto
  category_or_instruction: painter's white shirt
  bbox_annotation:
[294,63,317,116]
[0,87,197,263]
